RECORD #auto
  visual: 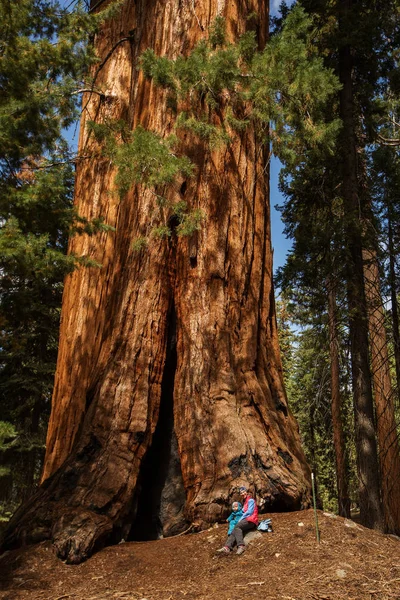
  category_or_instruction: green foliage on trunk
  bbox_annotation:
[91,5,341,249]
[139,5,341,164]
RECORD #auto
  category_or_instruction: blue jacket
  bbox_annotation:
[227,504,243,535]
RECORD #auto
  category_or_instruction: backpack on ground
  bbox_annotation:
[257,518,273,532]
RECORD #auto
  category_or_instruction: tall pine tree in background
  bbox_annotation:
[372,146,400,396]
[277,0,400,532]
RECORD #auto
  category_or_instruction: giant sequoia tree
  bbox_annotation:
[0,0,317,563]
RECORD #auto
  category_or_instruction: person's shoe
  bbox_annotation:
[236,545,245,555]
[216,546,231,554]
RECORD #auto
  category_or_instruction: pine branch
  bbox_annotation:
[71,88,106,98]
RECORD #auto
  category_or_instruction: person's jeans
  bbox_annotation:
[225,519,256,549]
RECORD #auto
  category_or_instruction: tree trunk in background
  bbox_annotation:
[327,281,350,518]
[388,209,400,401]
[363,247,400,534]
[338,0,383,531]
[0,0,310,563]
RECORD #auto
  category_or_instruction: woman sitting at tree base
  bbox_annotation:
[217,486,259,555]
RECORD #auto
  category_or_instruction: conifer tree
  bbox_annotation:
[327,279,351,517]
[276,149,353,517]
[371,145,400,398]
[281,0,400,531]
[367,141,400,532]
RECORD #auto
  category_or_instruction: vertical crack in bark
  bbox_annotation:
[129,303,187,540]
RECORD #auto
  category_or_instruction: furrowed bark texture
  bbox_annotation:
[1,0,310,563]
[363,247,400,534]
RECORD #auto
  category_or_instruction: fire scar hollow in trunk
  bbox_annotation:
[1,0,311,564]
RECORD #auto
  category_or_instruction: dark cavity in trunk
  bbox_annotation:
[129,304,188,540]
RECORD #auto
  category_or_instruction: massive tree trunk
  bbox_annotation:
[0,0,310,563]
[363,246,400,534]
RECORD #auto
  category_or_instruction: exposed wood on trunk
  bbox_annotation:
[363,246,400,534]
[0,0,311,563]
[338,0,383,531]
[327,280,350,518]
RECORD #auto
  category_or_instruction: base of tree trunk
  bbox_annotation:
[1,410,311,564]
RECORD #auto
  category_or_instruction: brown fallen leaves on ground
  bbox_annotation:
[1,509,400,600]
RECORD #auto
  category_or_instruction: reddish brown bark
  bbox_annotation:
[1,0,310,563]
[363,247,400,534]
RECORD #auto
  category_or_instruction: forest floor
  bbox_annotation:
[1,509,400,600]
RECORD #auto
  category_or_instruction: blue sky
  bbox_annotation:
[269,1,295,271]
[270,0,283,16]
[270,159,291,272]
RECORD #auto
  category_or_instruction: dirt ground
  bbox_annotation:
[1,509,400,600]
